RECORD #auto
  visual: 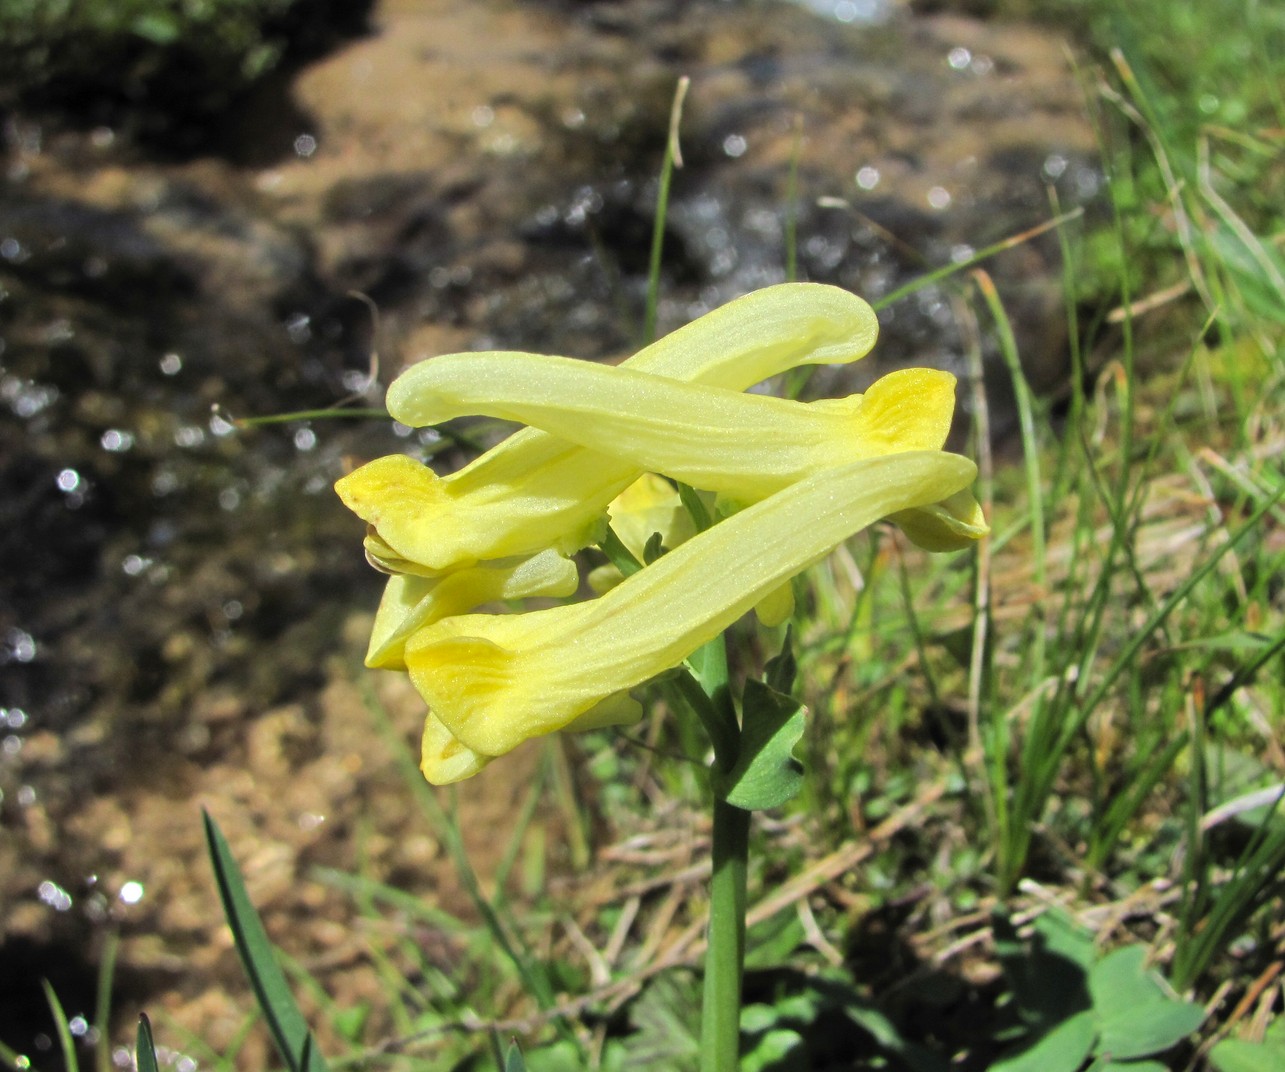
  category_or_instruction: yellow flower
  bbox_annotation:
[365,549,579,670]
[335,283,878,574]
[386,356,986,551]
[405,451,978,776]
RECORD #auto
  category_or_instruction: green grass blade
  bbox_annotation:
[41,980,78,1072]
[135,1015,159,1072]
[643,75,689,345]
[93,931,119,1072]
[202,809,328,1072]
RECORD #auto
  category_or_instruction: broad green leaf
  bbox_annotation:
[203,810,328,1072]
[1209,1022,1285,1072]
[1089,946,1167,1010]
[993,909,1093,1028]
[1096,1001,1206,1061]
[713,680,805,810]
[1090,945,1204,1058]
[743,1027,807,1072]
[989,1010,1097,1072]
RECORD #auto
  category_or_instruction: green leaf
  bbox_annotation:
[989,1010,1097,1072]
[136,1014,160,1072]
[712,679,805,810]
[1096,1001,1206,1061]
[1209,1022,1285,1072]
[993,909,1093,1028]
[1090,947,1204,1060]
[505,1041,529,1072]
[742,1027,807,1072]
[203,809,328,1072]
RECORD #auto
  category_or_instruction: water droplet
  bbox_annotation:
[5,627,37,663]
[119,880,144,904]
[100,428,135,452]
[174,425,205,448]
[223,599,244,621]
[293,133,318,158]
[17,784,36,806]
[927,186,952,209]
[293,426,317,451]
[285,312,312,344]
[122,553,151,577]
[68,1017,89,1038]
[950,244,975,263]
[159,352,183,375]
[855,166,880,191]
[2,735,21,756]
[471,104,495,128]
[218,487,241,511]
[948,47,971,71]
[1043,153,1068,180]
[0,237,27,262]
[4,708,28,729]
[722,134,748,158]
[209,412,236,437]
[38,879,73,911]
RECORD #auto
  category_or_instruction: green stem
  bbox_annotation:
[700,796,750,1072]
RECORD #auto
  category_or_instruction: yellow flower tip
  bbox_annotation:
[421,712,494,785]
[365,550,580,670]
[890,488,990,552]
[406,632,538,757]
[849,367,958,454]
[336,454,460,573]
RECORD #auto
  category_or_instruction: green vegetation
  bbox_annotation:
[0,0,368,134]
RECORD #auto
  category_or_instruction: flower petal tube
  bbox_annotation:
[388,356,954,503]
[404,450,978,767]
[366,549,580,670]
[336,283,878,573]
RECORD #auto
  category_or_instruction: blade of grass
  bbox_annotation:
[643,75,689,346]
[41,981,78,1072]
[202,809,328,1072]
[135,1015,159,1072]
[93,931,119,1072]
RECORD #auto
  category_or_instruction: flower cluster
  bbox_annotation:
[336,284,987,784]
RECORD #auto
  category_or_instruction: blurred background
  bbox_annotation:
[0,0,1279,1068]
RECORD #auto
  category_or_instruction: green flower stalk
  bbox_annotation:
[405,452,977,771]
[335,283,878,574]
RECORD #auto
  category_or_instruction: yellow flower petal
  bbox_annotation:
[339,284,878,573]
[366,549,580,670]
[387,359,957,503]
[887,488,990,552]
[405,451,977,759]
[421,712,494,784]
